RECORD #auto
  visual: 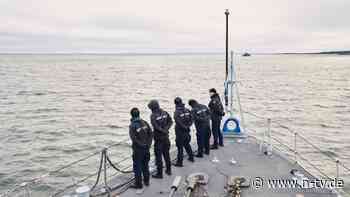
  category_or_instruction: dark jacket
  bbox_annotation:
[174,103,193,131]
[208,93,225,119]
[191,102,211,129]
[129,118,153,149]
[150,109,173,141]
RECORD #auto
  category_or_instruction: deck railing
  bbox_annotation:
[243,110,350,197]
[1,110,350,197]
[0,133,182,197]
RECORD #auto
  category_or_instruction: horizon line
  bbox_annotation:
[0,50,349,55]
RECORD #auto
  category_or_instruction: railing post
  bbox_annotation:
[260,118,272,155]
[294,132,297,163]
[267,118,272,155]
[259,127,266,153]
[336,160,340,181]
[26,185,31,197]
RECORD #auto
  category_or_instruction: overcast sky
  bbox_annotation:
[1,0,349,53]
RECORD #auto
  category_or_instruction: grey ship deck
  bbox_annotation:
[108,137,337,197]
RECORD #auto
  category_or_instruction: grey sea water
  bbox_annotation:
[0,54,349,196]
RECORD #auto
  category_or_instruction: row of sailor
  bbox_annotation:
[128,88,225,189]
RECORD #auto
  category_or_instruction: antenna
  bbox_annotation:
[225,9,229,79]
[224,9,230,109]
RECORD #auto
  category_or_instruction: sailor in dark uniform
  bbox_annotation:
[208,88,225,149]
[129,108,153,189]
[173,97,194,167]
[147,100,173,178]
[188,99,211,157]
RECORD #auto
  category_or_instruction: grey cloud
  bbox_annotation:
[0,0,349,53]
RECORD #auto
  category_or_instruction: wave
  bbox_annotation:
[320,123,341,129]
[105,124,123,129]
[313,104,329,108]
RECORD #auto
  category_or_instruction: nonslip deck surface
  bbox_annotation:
[114,137,337,197]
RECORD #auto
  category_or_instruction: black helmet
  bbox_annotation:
[188,99,198,107]
[130,107,140,118]
[147,99,160,111]
[174,97,183,105]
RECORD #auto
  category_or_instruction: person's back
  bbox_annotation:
[173,97,194,166]
[129,108,153,189]
[208,88,225,148]
[129,118,153,149]
[191,103,211,129]
[147,100,173,178]
[174,102,193,131]
[149,100,172,141]
[208,92,224,119]
[188,99,211,157]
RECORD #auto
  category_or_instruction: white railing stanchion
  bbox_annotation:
[260,121,267,153]
[267,118,272,155]
[294,132,298,163]
[336,160,340,181]
[259,129,265,153]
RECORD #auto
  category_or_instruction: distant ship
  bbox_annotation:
[242,52,251,57]
[5,9,349,197]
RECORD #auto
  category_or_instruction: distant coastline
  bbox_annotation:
[276,50,350,55]
[0,51,349,56]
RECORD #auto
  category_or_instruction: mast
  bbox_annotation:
[225,9,229,79]
[230,50,234,115]
[224,9,230,109]
[222,9,246,137]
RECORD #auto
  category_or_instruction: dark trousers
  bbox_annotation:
[212,117,223,146]
[196,124,211,155]
[175,129,194,164]
[154,139,171,174]
[132,147,150,186]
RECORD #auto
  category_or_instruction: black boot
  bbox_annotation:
[174,162,183,167]
[144,181,150,186]
[195,154,203,158]
[188,157,194,162]
[165,169,172,176]
[210,144,218,149]
[152,173,163,179]
[130,183,142,189]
